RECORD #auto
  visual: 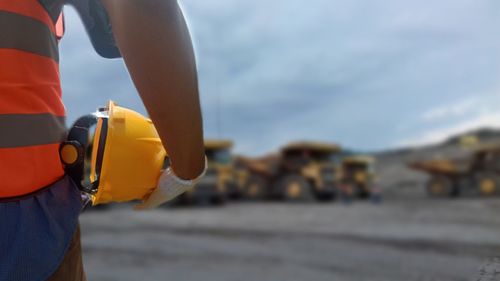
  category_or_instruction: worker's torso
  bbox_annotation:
[0,2,112,280]
[0,0,66,197]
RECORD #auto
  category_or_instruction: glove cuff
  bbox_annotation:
[168,156,208,186]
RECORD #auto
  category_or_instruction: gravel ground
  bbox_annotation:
[80,198,500,281]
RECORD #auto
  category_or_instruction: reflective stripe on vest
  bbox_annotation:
[0,1,65,198]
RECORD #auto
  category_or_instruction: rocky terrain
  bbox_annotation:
[81,199,500,281]
[79,127,500,281]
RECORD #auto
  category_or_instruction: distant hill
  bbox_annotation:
[373,127,500,198]
[444,128,500,145]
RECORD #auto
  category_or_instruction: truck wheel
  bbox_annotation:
[226,182,242,200]
[276,174,314,202]
[315,190,336,202]
[211,193,227,205]
[426,176,454,197]
[314,184,336,202]
[355,184,371,199]
[476,173,500,197]
[244,176,267,200]
[174,193,193,206]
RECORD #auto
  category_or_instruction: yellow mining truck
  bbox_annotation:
[178,139,236,205]
[408,144,500,197]
[341,156,375,199]
[240,141,341,202]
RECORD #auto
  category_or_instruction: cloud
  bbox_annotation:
[421,98,479,122]
[59,0,500,155]
[399,89,500,147]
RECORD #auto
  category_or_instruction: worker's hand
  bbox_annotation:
[134,158,207,210]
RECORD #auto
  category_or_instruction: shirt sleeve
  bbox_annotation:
[66,0,121,58]
[38,0,65,22]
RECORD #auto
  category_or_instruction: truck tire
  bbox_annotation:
[275,174,314,202]
[211,193,227,205]
[314,185,336,202]
[226,182,242,200]
[244,176,267,200]
[426,176,454,197]
[355,184,371,199]
[475,173,500,197]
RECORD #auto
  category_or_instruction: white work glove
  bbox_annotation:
[134,157,207,210]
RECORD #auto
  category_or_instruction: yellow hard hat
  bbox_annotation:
[60,101,167,205]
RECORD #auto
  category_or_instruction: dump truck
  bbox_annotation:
[408,144,500,197]
[204,139,242,199]
[240,141,341,202]
[341,156,375,198]
[177,139,236,205]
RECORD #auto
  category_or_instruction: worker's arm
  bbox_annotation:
[100,0,205,180]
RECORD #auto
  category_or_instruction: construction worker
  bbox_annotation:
[0,1,205,280]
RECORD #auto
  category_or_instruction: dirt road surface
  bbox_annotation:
[80,198,500,281]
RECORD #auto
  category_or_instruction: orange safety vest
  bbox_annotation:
[0,1,66,198]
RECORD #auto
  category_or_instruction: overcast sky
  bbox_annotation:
[60,0,500,155]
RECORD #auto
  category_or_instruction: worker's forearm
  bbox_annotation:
[101,0,205,179]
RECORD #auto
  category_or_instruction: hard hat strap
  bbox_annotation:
[61,114,99,194]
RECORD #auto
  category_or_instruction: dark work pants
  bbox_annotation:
[47,225,86,281]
